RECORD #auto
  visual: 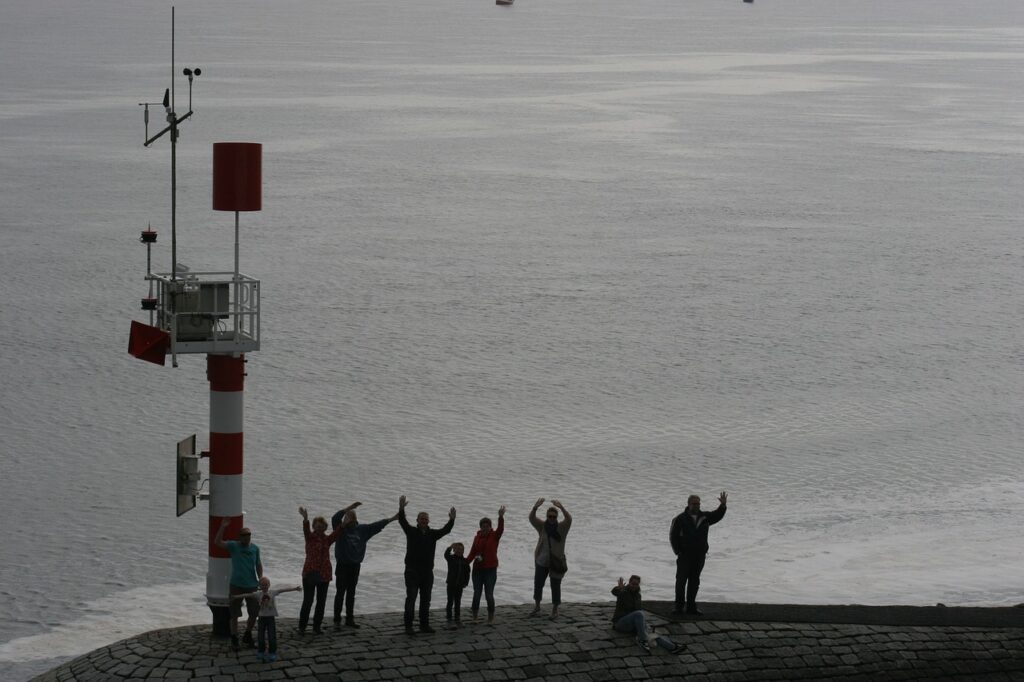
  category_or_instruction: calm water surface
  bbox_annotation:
[1,0,1023,678]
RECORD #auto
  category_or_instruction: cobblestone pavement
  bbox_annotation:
[33,602,1024,681]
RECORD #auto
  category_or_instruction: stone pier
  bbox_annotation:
[33,602,1024,681]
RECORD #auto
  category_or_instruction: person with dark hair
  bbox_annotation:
[669,491,727,615]
[397,495,456,634]
[213,519,263,651]
[298,506,343,634]
[443,542,471,626]
[330,501,399,628]
[611,575,684,654]
[529,498,572,620]
[466,506,506,623]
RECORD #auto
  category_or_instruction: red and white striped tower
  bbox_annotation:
[206,142,262,634]
[206,353,246,632]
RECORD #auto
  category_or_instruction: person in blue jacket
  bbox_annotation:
[330,501,399,628]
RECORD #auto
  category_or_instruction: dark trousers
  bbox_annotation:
[299,574,329,630]
[257,616,277,653]
[533,563,562,605]
[333,563,361,621]
[675,552,707,609]
[446,584,464,621]
[471,566,497,614]
[404,569,434,627]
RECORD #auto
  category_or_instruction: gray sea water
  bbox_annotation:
[2,0,1023,678]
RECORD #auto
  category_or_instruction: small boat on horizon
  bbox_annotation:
[496,0,514,6]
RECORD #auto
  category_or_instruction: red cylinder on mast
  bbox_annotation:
[212,142,262,211]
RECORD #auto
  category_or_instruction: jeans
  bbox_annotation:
[404,569,434,627]
[257,616,277,653]
[299,574,329,631]
[613,610,677,651]
[446,584,464,621]
[675,552,707,610]
[533,563,562,605]
[334,563,361,621]
[471,566,497,615]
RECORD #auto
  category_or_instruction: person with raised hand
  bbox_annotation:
[297,506,344,635]
[529,498,572,620]
[397,495,456,634]
[466,505,506,624]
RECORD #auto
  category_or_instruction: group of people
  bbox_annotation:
[213,491,727,659]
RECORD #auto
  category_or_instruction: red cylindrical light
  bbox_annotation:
[212,142,262,211]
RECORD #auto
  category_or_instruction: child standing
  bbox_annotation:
[234,576,302,661]
[443,542,471,626]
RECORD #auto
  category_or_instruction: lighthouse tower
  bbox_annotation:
[127,10,263,636]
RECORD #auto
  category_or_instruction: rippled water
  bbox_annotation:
[1,0,1023,678]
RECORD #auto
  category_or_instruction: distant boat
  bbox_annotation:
[743,0,753,3]
[496,0,514,6]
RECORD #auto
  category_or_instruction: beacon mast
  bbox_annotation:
[127,7,263,636]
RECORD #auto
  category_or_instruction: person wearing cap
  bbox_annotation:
[214,519,264,650]
[669,491,727,615]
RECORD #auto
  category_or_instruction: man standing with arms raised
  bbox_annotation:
[398,495,456,634]
[670,491,727,616]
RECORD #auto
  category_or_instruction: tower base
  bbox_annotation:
[209,604,232,638]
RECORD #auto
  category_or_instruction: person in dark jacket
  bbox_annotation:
[611,575,684,654]
[397,495,456,634]
[669,491,727,615]
[330,501,399,628]
[443,542,471,626]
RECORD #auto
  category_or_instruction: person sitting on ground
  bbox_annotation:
[330,501,399,628]
[443,542,471,627]
[466,506,506,624]
[298,506,344,635]
[529,498,572,620]
[611,575,685,654]
[232,576,301,662]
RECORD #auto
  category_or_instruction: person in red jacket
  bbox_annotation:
[298,506,344,635]
[466,505,505,623]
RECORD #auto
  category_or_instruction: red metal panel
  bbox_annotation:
[207,354,245,392]
[212,142,262,211]
[209,432,244,475]
[128,320,169,365]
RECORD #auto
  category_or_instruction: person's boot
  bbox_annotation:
[230,635,240,651]
[549,605,559,621]
[346,617,360,629]
[529,602,541,616]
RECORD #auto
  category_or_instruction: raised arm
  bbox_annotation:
[552,499,571,524]
[214,517,231,551]
[707,491,728,525]
[300,506,311,540]
[434,507,456,538]
[529,498,544,529]
[495,506,505,539]
[397,495,411,532]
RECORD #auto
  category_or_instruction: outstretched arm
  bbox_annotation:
[300,506,311,539]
